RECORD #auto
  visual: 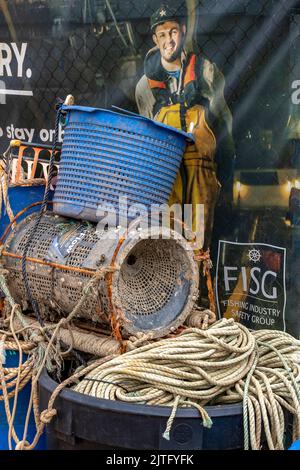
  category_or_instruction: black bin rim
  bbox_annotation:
[39,369,242,418]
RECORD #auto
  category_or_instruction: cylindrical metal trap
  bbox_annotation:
[3,212,198,338]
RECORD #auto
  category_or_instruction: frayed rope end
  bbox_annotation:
[203,417,213,429]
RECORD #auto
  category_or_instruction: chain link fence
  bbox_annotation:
[1,0,300,245]
[0,0,299,161]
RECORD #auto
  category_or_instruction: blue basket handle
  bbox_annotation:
[111,105,146,120]
[61,104,194,142]
[111,105,194,143]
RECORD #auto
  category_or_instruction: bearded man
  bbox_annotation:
[136,3,235,252]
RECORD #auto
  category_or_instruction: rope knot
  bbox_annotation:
[194,249,213,275]
[40,408,57,424]
[83,282,95,296]
[194,248,211,263]
[126,332,154,351]
[186,308,216,330]
[33,335,45,344]
[15,440,31,450]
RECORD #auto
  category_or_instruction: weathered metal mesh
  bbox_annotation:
[6,215,103,319]
[118,239,189,316]
[3,213,198,336]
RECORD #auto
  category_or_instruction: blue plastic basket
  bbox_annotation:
[0,185,46,239]
[53,106,192,222]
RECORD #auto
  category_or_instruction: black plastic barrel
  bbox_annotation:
[39,370,244,450]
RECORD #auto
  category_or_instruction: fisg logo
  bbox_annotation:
[224,266,277,300]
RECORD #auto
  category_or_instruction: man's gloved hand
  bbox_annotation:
[202,59,225,101]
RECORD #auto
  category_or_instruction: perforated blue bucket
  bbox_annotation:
[53,106,192,222]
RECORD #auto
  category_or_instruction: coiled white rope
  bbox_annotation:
[73,319,300,449]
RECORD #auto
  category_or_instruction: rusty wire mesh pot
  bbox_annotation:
[3,212,198,338]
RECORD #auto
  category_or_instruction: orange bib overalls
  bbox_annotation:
[155,103,220,250]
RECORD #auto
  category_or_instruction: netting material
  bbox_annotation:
[119,239,187,316]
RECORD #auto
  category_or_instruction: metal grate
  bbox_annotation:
[119,239,181,316]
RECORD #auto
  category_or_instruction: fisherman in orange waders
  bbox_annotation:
[136,3,235,307]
